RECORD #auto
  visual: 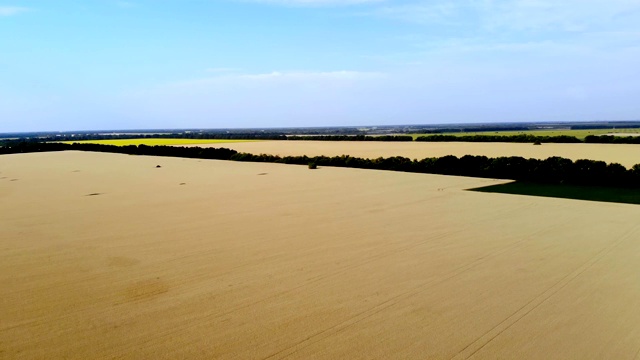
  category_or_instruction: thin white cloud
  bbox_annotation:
[365,2,458,25]
[366,0,640,33]
[174,70,385,88]
[479,0,613,33]
[361,0,640,70]
[243,0,383,7]
[0,6,30,16]
[236,70,384,80]
[422,38,586,56]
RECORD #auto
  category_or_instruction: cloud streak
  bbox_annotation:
[242,0,383,7]
[173,70,385,88]
[0,6,30,16]
[365,2,459,25]
[366,0,640,33]
[235,70,384,80]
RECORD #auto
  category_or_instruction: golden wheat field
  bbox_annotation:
[196,140,640,168]
[2,151,640,359]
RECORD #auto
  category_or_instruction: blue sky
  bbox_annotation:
[1,0,639,131]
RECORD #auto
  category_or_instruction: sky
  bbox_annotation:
[1,0,639,132]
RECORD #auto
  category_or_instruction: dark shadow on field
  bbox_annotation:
[468,181,640,205]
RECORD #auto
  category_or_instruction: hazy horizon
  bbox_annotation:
[2,1,639,132]
[5,119,640,135]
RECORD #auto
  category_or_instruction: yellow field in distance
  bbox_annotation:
[60,138,263,146]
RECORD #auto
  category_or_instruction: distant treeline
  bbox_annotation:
[416,134,582,143]
[2,141,639,188]
[33,133,288,142]
[4,132,640,144]
[416,134,640,144]
[0,141,238,160]
[286,134,640,144]
[230,153,640,188]
[571,125,640,130]
[287,134,640,144]
[584,135,640,144]
[286,135,413,141]
[410,126,532,134]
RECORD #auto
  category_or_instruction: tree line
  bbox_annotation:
[230,152,640,188]
[0,141,238,160]
[416,134,640,144]
[286,135,413,141]
[2,141,639,188]
[415,134,582,143]
[4,132,640,144]
[287,134,640,144]
[571,124,640,130]
[28,133,288,142]
[584,135,640,144]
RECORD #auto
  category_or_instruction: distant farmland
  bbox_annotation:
[61,138,262,146]
[192,140,640,169]
[408,128,640,140]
